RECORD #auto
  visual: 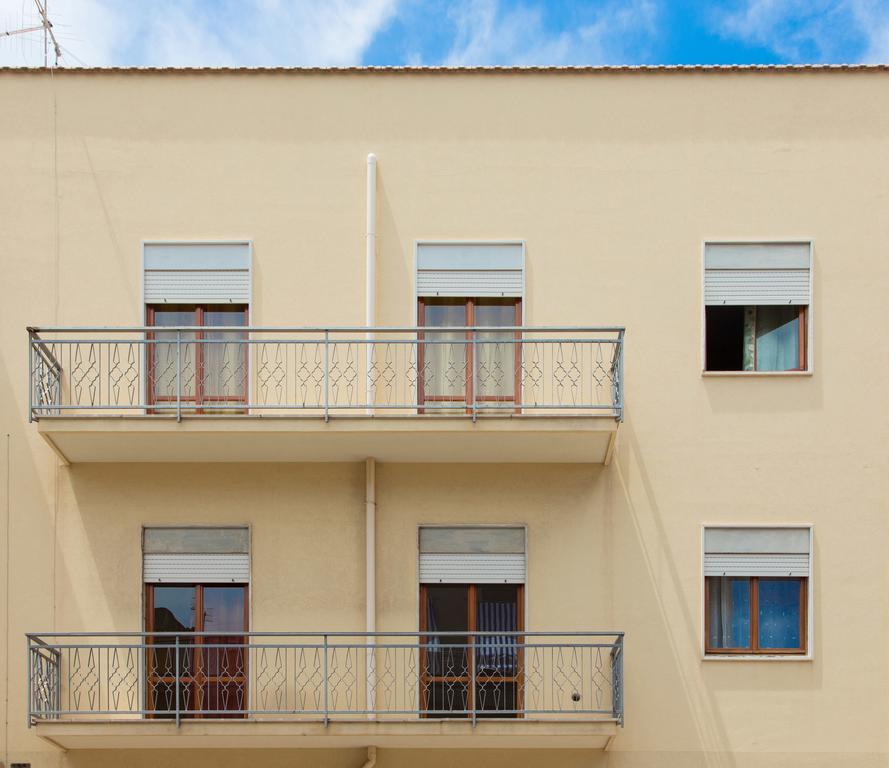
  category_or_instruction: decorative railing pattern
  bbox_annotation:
[28,327,624,420]
[28,632,624,725]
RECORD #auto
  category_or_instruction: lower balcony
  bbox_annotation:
[28,630,624,750]
[28,326,624,464]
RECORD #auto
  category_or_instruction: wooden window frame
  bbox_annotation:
[417,297,522,413]
[704,576,807,656]
[145,583,250,719]
[146,304,249,413]
[419,583,525,718]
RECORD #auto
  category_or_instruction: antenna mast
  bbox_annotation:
[0,0,62,67]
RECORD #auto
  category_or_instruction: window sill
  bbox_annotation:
[701,370,813,378]
[702,653,812,662]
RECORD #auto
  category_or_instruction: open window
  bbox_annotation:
[418,526,526,717]
[704,243,811,372]
[704,526,811,656]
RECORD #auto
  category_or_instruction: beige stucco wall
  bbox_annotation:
[1,69,888,766]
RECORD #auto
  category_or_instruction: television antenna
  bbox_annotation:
[1,0,63,67]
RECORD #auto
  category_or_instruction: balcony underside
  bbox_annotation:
[37,416,619,464]
[34,718,619,750]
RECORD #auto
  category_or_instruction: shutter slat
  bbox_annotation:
[144,553,250,583]
[145,270,251,303]
[417,269,523,297]
[704,269,810,305]
[704,552,809,577]
[419,553,525,583]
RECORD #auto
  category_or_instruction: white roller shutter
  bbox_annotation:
[417,243,523,298]
[704,243,811,306]
[144,553,250,583]
[420,553,525,584]
[704,553,809,577]
[704,526,810,578]
[144,242,251,304]
[419,526,526,584]
[143,526,250,583]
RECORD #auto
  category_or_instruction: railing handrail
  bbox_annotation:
[29,325,625,334]
[28,630,624,638]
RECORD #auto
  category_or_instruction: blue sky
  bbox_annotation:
[1,0,888,68]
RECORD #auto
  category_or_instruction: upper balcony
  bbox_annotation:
[28,630,624,750]
[28,326,624,464]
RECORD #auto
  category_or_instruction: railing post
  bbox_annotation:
[176,329,182,423]
[323,634,329,726]
[612,635,624,726]
[323,331,330,422]
[28,331,34,422]
[470,632,476,726]
[617,332,625,422]
[175,635,181,727]
[26,637,32,727]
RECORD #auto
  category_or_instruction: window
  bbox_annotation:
[704,243,811,372]
[418,297,521,411]
[415,242,524,412]
[704,527,810,656]
[420,583,524,718]
[143,527,250,717]
[418,526,526,717]
[147,304,248,412]
[145,583,249,718]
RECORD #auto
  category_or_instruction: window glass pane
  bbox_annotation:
[424,586,469,683]
[758,579,802,649]
[149,586,196,713]
[755,306,800,371]
[149,308,198,402]
[423,302,467,402]
[202,307,248,403]
[707,577,751,649]
[202,587,247,633]
[476,585,519,677]
[475,302,516,401]
[152,586,196,633]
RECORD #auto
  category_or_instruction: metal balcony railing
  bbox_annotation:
[27,631,624,725]
[28,327,624,421]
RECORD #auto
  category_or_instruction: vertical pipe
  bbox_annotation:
[365,154,377,415]
[365,457,376,717]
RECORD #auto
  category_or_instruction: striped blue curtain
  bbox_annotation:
[477,601,517,673]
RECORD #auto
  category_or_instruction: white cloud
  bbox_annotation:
[714,0,889,63]
[0,0,398,67]
[443,0,658,67]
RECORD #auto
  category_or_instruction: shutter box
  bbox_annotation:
[417,243,523,298]
[144,242,251,304]
[143,526,250,583]
[419,526,526,584]
[704,527,810,578]
[704,243,811,306]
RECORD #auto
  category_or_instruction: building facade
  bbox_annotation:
[0,66,887,767]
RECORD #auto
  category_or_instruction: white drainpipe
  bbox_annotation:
[365,153,377,415]
[365,457,377,716]
[360,746,377,768]
[365,154,378,715]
